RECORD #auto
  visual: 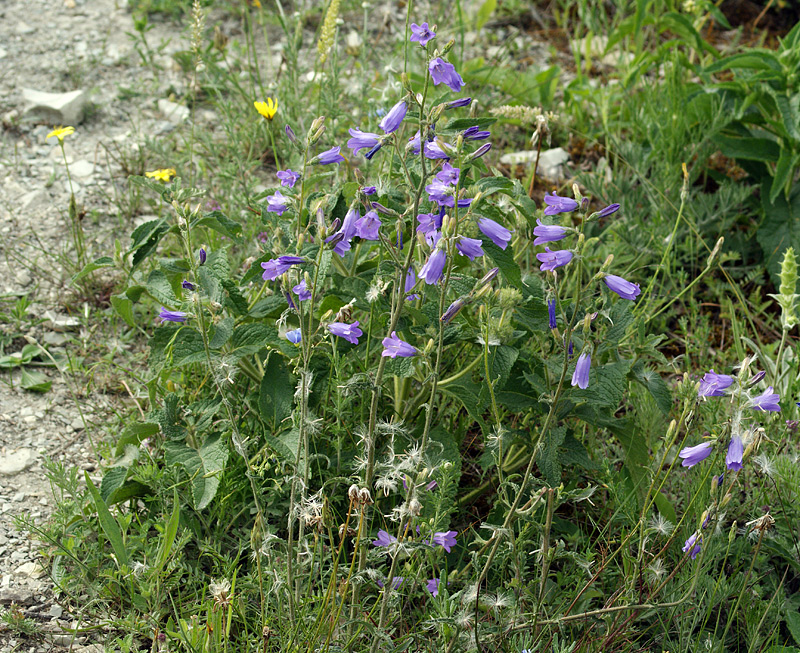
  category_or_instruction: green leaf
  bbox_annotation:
[20,369,51,393]
[715,134,780,163]
[194,210,242,240]
[484,241,523,291]
[572,359,632,409]
[537,425,566,486]
[209,317,234,349]
[770,148,795,204]
[115,422,159,456]
[475,176,514,198]
[171,328,207,367]
[100,466,129,503]
[474,0,496,29]
[259,355,294,430]
[158,394,186,441]
[153,489,181,575]
[443,117,497,131]
[164,435,228,510]
[757,181,800,285]
[111,293,135,327]
[85,472,129,568]
[71,256,114,284]
[654,492,677,525]
[788,611,800,647]
[705,50,782,74]
[130,219,170,269]
[632,362,672,415]
[146,269,178,306]
[440,377,487,431]
[490,345,518,390]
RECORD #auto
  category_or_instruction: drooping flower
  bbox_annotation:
[426,179,454,206]
[328,320,363,345]
[536,247,573,271]
[182,280,195,291]
[462,125,491,141]
[678,442,713,468]
[698,370,734,397]
[446,97,472,109]
[435,162,460,185]
[276,169,300,187]
[405,267,419,301]
[410,22,436,46]
[597,203,621,218]
[456,236,484,260]
[750,386,781,412]
[417,212,442,236]
[347,128,381,155]
[429,57,465,92]
[477,218,512,250]
[429,530,457,552]
[726,435,744,471]
[372,529,397,547]
[424,141,451,160]
[379,101,407,134]
[426,578,440,597]
[603,274,641,300]
[46,125,75,142]
[382,332,417,358]
[420,248,447,285]
[533,219,567,246]
[362,185,377,196]
[293,279,311,301]
[316,146,345,165]
[254,98,277,121]
[326,208,359,256]
[548,298,557,329]
[285,328,302,344]
[145,168,176,182]
[683,532,701,559]
[159,308,188,323]
[355,211,382,240]
[199,248,207,265]
[571,352,591,389]
[543,192,579,215]
[266,190,289,215]
[261,255,305,281]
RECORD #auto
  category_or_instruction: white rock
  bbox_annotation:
[70,160,94,178]
[16,22,35,35]
[0,449,35,475]
[0,48,7,60]
[15,271,32,286]
[537,147,570,180]
[12,492,24,503]
[49,604,63,619]
[43,311,81,332]
[22,88,87,126]
[19,189,49,211]
[16,562,45,579]
[157,99,189,124]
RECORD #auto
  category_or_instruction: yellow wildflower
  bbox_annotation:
[46,126,75,142]
[254,98,277,121]
[146,168,177,182]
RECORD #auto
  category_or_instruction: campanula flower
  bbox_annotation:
[410,22,436,46]
[199,248,207,265]
[456,236,484,260]
[678,442,713,468]
[293,279,311,301]
[435,162,460,185]
[478,218,512,250]
[683,532,701,559]
[441,299,465,324]
[548,298,557,329]
[326,208,359,256]
[159,308,188,323]
[376,577,404,590]
[420,248,447,285]
[462,125,491,141]
[426,179,454,205]
[405,267,419,301]
[328,320,363,345]
[571,352,591,389]
[182,280,195,291]
[536,247,573,271]
[316,146,345,165]
[429,57,464,92]
[603,274,641,300]
[379,100,407,134]
[426,579,440,597]
[726,435,743,471]
[417,212,442,236]
[533,219,567,246]
[372,529,397,547]
[276,169,300,187]
[429,530,457,552]
[285,328,302,344]
[597,203,621,217]
[698,370,733,397]
[261,255,305,281]
[355,211,381,240]
[382,332,417,358]
[469,143,492,160]
[446,97,472,109]
[362,185,377,195]
[750,386,781,412]
[266,190,289,215]
[424,141,451,159]
[284,124,297,144]
[347,128,381,155]
[543,192,578,215]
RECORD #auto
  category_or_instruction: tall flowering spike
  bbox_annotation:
[382,332,417,358]
[410,22,436,46]
[678,442,713,468]
[698,370,734,397]
[536,247,573,271]
[429,57,465,92]
[726,435,744,471]
[543,192,579,215]
[683,532,701,559]
[316,146,345,165]
[456,237,484,260]
[533,218,567,246]
[327,320,362,345]
[548,298,557,329]
[266,190,289,215]
[379,101,408,134]
[571,352,591,389]
[277,169,300,188]
[355,211,382,240]
[159,308,188,323]
[603,274,641,300]
[347,128,381,155]
[420,248,447,285]
[774,246,799,329]
[749,386,781,412]
[477,218,513,250]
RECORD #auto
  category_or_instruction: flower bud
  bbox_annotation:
[772,246,799,329]
[199,248,207,265]
[468,143,491,160]
[477,267,499,288]
[285,124,298,144]
[441,298,466,324]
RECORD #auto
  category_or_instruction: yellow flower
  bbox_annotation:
[145,168,177,182]
[46,126,75,142]
[254,98,277,121]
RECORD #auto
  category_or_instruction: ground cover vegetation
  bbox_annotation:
[11,0,800,651]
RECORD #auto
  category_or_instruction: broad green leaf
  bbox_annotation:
[770,148,795,203]
[757,181,800,285]
[171,328,207,367]
[146,269,178,306]
[111,293,135,327]
[85,472,129,568]
[475,0,496,29]
[443,117,497,131]
[130,218,170,269]
[153,489,181,575]
[115,422,159,456]
[164,435,228,510]
[715,134,780,163]
[705,50,782,74]
[194,210,242,240]
[209,317,234,349]
[572,359,632,409]
[484,241,523,291]
[475,176,514,197]
[100,466,129,503]
[537,425,566,486]
[71,256,114,284]
[654,492,677,525]
[259,355,294,430]
[632,362,672,415]
[21,369,51,393]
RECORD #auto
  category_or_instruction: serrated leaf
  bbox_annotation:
[71,256,114,284]
[787,612,800,647]
[259,355,294,430]
[209,317,234,349]
[194,210,242,240]
[705,50,782,74]
[715,134,780,163]
[572,359,632,408]
[475,176,514,197]
[115,423,159,456]
[111,293,135,327]
[537,425,566,486]
[100,466,129,503]
[484,241,523,291]
[146,269,178,306]
[164,435,228,510]
[130,219,170,269]
[632,362,672,415]
[171,328,207,367]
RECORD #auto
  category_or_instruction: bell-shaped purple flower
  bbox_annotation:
[683,532,701,559]
[678,442,713,468]
[379,101,407,134]
[477,218,512,250]
[372,529,397,548]
[749,386,781,412]
[355,211,382,240]
[327,320,363,345]
[456,236,484,260]
[261,255,305,281]
[410,22,436,46]
[698,370,734,397]
[726,435,743,471]
[266,190,289,215]
[429,57,464,92]
[435,162,460,185]
[276,169,300,188]
[426,578,440,597]
[543,192,579,215]
[420,248,446,285]
[548,298,557,329]
[429,530,457,552]
[361,185,377,196]
[285,328,302,344]
[382,331,417,358]
[426,179,453,206]
[285,124,297,144]
[536,247,573,271]
[603,274,641,300]
[159,308,188,323]
[424,141,451,159]
[571,352,591,389]
[347,129,381,155]
[533,219,567,246]
[292,279,311,301]
[417,212,442,236]
[316,146,345,165]
[182,280,195,291]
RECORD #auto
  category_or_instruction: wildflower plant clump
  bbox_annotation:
[56,6,798,653]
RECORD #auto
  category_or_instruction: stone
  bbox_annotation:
[43,332,67,346]
[0,588,35,605]
[0,48,7,60]
[15,270,32,286]
[70,417,85,431]
[16,22,35,35]
[157,99,189,124]
[499,147,570,180]
[0,449,35,475]
[70,160,94,178]
[43,311,81,332]
[22,89,87,126]
[16,562,45,578]
[19,189,49,212]
[48,604,63,619]
[12,492,25,503]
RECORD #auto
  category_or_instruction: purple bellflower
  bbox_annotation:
[478,218,513,250]
[462,125,491,141]
[316,146,345,165]
[355,211,382,240]
[424,141,451,159]
[292,279,311,301]
[683,532,701,559]
[603,274,641,300]
[379,101,408,134]
[536,247,573,271]
[285,124,297,144]
[182,280,195,291]
[429,530,457,552]
[426,578,440,597]
[543,192,579,215]
[405,267,419,301]
[261,255,305,281]
[410,22,436,46]
[266,190,289,215]
[533,219,567,246]
[347,128,381,155]
[376,577,404,590]
[597,203,621,218]
[328,321,363,345]
[429,57,464,92]
[441,299,465,324]
[456,236,484,260]
[285,328,302,344]
[417,212,442,236]
[435,162,460,185]
[726,435,744,471]
[548,298,557,329]
[362,185,377,195]
[446,97,472,109]
[469,143,492,160]
[750,386,781,412]
[678,442,713,468]
[382,331,417,358]
[571,352,591,389]
[420,248,447,285]
[426,179,454,205]
[698,370,733,397]
[159,308,188,323]
[199,248,207,265]
[372,529,397,548]
[276,169,300,187]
